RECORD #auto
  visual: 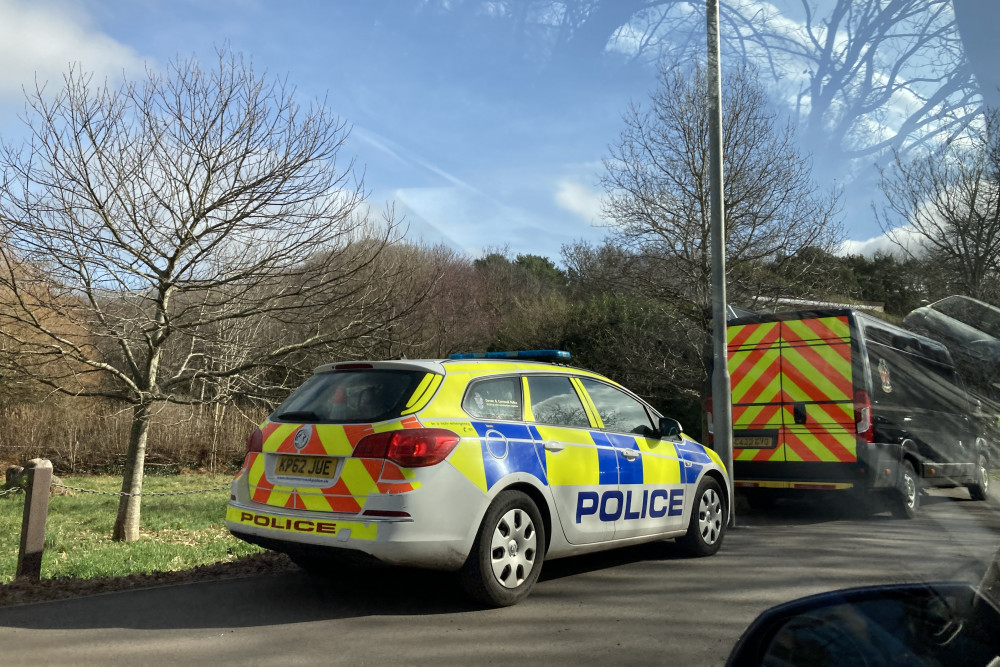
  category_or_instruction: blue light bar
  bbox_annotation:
[449,350,571,362]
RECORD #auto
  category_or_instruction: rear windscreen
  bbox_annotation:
[271,370,430,423]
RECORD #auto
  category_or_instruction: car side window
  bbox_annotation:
[463,377,522,421]
[579,378,656,436]
[934,297,972,326]
[525,376,590,428]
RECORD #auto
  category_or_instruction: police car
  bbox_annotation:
[226,350,730,606]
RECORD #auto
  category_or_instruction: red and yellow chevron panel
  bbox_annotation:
[780,317,852,405]
[729,321,782,461]
[729,315,857,465]
[729,324,782,422]
[248,417,424,513]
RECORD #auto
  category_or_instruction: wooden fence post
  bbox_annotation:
[16,458,53,581]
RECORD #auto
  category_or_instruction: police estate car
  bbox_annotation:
[226,350,730,606]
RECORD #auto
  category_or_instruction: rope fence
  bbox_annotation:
[7,459,236,581]
[49,482,231,497]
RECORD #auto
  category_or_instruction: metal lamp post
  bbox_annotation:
[707,0,734,523]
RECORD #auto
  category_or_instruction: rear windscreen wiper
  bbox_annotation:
[274,410,322,422]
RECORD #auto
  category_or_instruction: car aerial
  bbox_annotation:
[226,350,731,606]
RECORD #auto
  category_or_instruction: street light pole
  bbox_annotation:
[707,0,734,522]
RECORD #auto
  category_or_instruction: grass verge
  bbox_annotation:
[0,473,262,584]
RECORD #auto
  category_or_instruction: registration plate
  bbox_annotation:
[274,455,336,479]
[733,436,777,449]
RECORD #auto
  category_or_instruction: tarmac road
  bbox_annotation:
[1,488,998,666]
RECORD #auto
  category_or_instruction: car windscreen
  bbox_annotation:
[271,369,430,424]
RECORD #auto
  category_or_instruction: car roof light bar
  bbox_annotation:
[448,350,571,362]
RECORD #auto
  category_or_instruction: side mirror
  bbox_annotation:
[659,417,683,440]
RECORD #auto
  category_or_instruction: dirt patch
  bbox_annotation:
[0,551,297,607]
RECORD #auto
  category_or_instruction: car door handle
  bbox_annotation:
[621,449,639,461]
[543,441,565,452]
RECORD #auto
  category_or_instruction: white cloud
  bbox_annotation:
[837,226,929,258]
[0,0,144,102]
[554,180,605,224]
[392,184,605,260]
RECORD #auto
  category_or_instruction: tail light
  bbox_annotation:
[242,428,263,467]
[705,396,714,445]
[353,428,460,467]
[246,428,263,454]
[854,390,873,443]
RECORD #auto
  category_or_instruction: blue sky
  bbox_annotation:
[0,0,985,262]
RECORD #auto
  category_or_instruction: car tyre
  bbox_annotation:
[890,459,920,519]
[967,453,990,501]
[460,490,545,607]
[677,476,726,557]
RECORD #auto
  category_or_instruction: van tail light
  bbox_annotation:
[854,390,873,443]
[705,396,714,445]
[353,428,461,468]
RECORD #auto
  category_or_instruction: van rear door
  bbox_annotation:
[729,313,858,480]
[728,320,784,463]
[778,316,858,465]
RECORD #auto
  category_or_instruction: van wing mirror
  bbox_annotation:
[659,417,683,440]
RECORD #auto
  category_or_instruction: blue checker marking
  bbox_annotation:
[675,440,711,484]
[587,432,622,486]
[681,462,703,484]
[593,431,644,485]
[471,422,545,490]
[675,440,713,464]
[526,425,548,478]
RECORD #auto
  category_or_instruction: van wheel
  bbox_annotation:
[677,477,726,556]
[967,453,990,501]
[890,460,920,519]
[460,490,545,607]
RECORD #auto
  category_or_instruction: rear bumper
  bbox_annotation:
[225,463,492,571]
[735,479,856,491]
[734,452,901,492]
[226,501,473,571]
[734,461,871,487]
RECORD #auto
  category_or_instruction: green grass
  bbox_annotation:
[0,474,262,583]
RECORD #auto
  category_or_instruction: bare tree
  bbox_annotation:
[0,51,417,541]
[744,0,978,160]
[496,1,978,160]
[876,110,1000,300]
[601,61,841,326]
[329,2,979,165]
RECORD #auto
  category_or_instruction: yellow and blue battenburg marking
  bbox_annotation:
[459,419,710,491]
[592,432,643,484]
[468,421,547,489]
[675,440,712,484]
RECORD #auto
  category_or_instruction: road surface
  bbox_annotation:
[1,489,997,666]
